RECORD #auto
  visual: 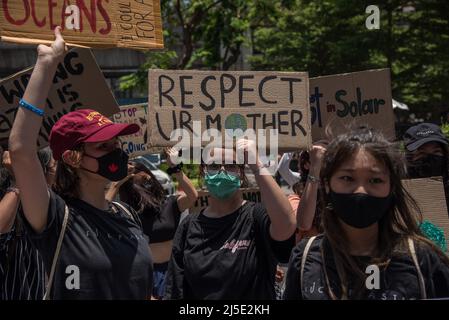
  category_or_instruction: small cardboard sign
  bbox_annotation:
[0,48,119,148]
[403,177,449,250]
[310,69,395,141]
[0,0,164,50]
[113,103,149,157]
[191,188,261,214]
[148,70,312,151]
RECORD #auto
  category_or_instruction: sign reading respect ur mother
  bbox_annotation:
[0,0,164,49]
[148,70,312,151]
[0,48,119,148]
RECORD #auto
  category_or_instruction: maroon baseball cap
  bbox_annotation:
[49,109,139,161]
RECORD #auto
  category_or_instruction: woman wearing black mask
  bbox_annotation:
[404,123,449,214]
[284,127,449,300]
[404,123,449,179]
[9,28,153,299]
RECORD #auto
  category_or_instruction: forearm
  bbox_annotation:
[173,172,198,200]
[252,166,296,240]
[9,58,59,155]
[297,166,320,230]
[173,172,198,211]
[0,192,20,233]
[297,182,319,230]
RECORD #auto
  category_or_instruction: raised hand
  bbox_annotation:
[37,26,67,65]
[165,147,180,167]
[236,138,260,169]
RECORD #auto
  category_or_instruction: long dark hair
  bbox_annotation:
[320,127,449,299]
[118,161,166,215]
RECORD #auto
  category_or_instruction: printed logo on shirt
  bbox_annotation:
[220,239,252,253]
[304,281,418,300]
[84,228,146,241]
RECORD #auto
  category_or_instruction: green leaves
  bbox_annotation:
[119,0,449,122]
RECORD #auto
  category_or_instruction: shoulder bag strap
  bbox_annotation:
[300,235,317,298]
[43,205,69,300]
[408,237,427,299]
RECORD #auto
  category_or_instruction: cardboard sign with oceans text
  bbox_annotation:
[0,48,119,148]
[0,0,164,50]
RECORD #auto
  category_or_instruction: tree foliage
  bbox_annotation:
[121,0,449,121]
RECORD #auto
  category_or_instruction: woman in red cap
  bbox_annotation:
[8,28,153,299]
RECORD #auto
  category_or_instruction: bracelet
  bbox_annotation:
[251,163,271,176]
[307,174,319,183]
[19,99,44,117]
[167,163,183,176]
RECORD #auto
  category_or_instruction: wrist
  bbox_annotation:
[172,171,183,178]
[6,187,20,196]
[249,158,263,172]
[36,55,60,71]
[309,166,321,176]
[306,174,319,184]
[167,163,183,176]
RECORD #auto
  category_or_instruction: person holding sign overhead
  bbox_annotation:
[164,139,296,299]
[8,28,153,299]
[284,127,449,300]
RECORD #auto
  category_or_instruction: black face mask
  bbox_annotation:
[329,191,393,229]
[408,154,447,179]
[82,148,129,182]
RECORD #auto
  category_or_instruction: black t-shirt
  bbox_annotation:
[23,190,153,300]
[140,195,181,244]
[284,234,449,300]
[164,201,295,300]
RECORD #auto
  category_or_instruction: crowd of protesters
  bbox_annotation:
[1,28,449,300]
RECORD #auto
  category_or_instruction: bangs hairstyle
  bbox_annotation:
[319,127,449,299]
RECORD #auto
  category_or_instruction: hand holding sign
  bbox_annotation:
[37,27,67,65]
[236,138,260,171]
[165,147,181,167]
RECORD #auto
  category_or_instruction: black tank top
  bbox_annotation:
[140,195,181,244]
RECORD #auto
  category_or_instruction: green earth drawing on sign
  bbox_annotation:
[225,113,248,138]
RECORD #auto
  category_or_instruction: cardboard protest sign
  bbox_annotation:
[0,48,119,148]
[113,104,149,157]
[148,70,312,152]
[403,177,449,250]
[191,188,261,214]
[0,0,164,50]
[310,69,395,141]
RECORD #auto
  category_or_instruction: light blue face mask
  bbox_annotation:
[204,171,241,200]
